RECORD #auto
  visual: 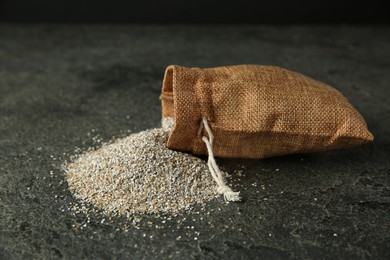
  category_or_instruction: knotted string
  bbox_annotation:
[199,118,240,202]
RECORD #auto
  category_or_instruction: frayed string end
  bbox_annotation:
[217,186,241,202]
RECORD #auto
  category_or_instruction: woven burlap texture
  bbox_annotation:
[160,65,373,159]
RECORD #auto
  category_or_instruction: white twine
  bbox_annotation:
[199,117,240,202]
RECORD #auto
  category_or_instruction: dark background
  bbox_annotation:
[1,0,390,259]
[0,0,388,23]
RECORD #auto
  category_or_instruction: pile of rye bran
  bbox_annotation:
[64,128,220,219]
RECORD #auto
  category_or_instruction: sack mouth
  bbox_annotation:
[160,65,205,153]
[160,66,175,118]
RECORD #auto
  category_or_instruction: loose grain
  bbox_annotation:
[64,128,219,219]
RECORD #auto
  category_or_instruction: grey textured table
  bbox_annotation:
[0,24,389,259]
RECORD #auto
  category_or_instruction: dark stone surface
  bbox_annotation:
[0,24,389,259]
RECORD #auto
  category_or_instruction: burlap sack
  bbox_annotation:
[160,65,373,159]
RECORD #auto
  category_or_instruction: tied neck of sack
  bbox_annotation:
[162,117,241,202]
